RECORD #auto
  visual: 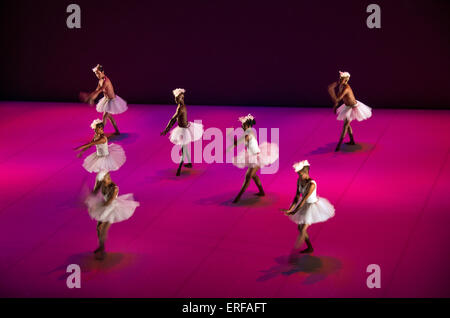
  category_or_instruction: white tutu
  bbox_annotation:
[288,197,335,225]
[96,95,128,114]
[233,142,279,169]
[82,143,126,173]
[85,192,139,224]
[169,122,204,145]
[336,100,372,121]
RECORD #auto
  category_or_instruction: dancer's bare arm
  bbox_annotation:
[92,180,102,194]
[226,131,249,152]
[327,81,338,102]
[74,136,107,151]
[281,179,302,213]
[84,79,105,104]
[286,182,316,215]
[161,106,181,135]
[335,86,349,104]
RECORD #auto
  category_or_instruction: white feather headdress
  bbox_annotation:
[90,119,103,129]
[238,113,255,124]
[339,71,351,78]
[92,64,102,72]
[173,88,186,98]
[293,160,310,172]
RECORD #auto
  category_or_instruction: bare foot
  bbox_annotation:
[300,247,314,254]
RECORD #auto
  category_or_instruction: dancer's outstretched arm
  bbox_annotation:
[161,106,181,135]
[74,136,107,152]
[80,79,105,104]
[285,181,316,215]
[89,79,106,101]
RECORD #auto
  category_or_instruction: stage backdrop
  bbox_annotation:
[0,0,449,108]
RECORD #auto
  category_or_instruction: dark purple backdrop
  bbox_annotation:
[1,0,449,108]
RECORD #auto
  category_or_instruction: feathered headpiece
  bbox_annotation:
[173,88,186,98]
[339,71,350,78]
[293,160,310,172]
[238,113,255,124]
[96,170,109,182]
[92,64,103,73]
[90,119,103,129]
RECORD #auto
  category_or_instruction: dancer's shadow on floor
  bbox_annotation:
[258,253,342,285]
[106,132,139,145]
[195,191,278,208]
[47,252,138,280]
[306,142,375,155]
[146,168,203,183]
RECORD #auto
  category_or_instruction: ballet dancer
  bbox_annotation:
[74,119,126,176]
[85,170,139,259]
[231,114,279,203]
[327,71,372,152]
[281,160,335,253]
[79,64,127,135]
[160,88,204,176]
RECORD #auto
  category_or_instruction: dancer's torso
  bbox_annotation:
[101,183,118,201]
[95,137,109,156]
[338,84,357,107]
[299,180,318,203]
[100,76,116,99]
[245,129,261,155]
[177,105,189,128]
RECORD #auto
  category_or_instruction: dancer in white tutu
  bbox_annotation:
[161,88,204,176]
[74,119,126,175]
[327,71,372,151]
[79,64,127,135]
[281,160,335,253]
[231,114,279,203]
[85,171,139,259]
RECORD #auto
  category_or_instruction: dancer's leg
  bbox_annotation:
[294,224,310,251]
[107,113,120,135]
[176,146,185,176]
[94,222,104,253]
[102,112,108,127]
[183,145,192,168]
[335,119,350,151]
[96,222,111,259]
[233,167,258,203]
[345,122,355,145]
[99,222,111,248]
[300,229,314,253]
[252,172,265,196]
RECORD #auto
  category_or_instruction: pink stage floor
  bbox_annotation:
[0,101,449,298]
